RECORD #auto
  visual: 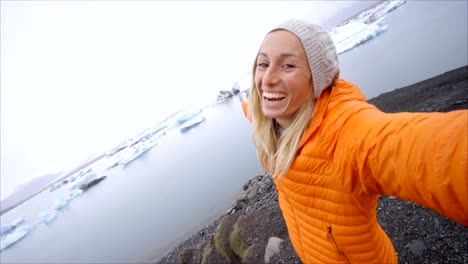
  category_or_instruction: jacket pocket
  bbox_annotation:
[327,226,351,264]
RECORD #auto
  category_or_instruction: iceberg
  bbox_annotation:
[1,184,85,251]
[180,116,206,133]
[69,189,83,199]
[124,122,168,152]
[11,216,26,227]
[69,173,79,183]
[0,216,26,236]
[119,140,158,166]
[352,0,406,25]
[39,210,58,224]
[329,0,405,55]
[0,224,35,251]
[176,109,203,125]
[102,152,126,170]
[53,198,69,210]
[169,104,208,127]
[0,225,12,236]
[331,20,388,54]
[52,190,83,210]
[67,170,98,190]
[216,85,241,103]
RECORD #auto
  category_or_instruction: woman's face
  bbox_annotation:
[255,30,312,127]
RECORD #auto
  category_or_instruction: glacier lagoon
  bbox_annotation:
[1,0,467,262]
[1,99,262,263]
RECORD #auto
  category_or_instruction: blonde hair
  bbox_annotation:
[248,62,315,178]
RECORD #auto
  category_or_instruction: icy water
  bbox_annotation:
[0,100,262,263]
[339,1,468,99]
[1,1,467,263]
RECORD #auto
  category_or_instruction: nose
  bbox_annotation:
[263,66,280,86]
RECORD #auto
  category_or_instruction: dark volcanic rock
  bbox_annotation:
[369,66,468,113]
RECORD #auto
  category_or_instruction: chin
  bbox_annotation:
[261,109,282,120]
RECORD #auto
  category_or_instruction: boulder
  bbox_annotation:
[264,236,284,263]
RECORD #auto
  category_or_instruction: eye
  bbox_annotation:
[257,62,269,68]
[282,64,295,69]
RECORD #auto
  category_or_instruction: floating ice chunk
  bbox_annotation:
[0,217,27,235]
[11,216,26,228]
[175,108,203,125]
[0,224,34,251]
[69,189,83,199]
[69,174,79,183]
[353,0,406,24]
[0,225,13,236]
[119,141,158,166]
[39,210,58,224]
[53,198,68,210]
[52,189,83,210]
[330,20,388,54]
[180,116,206,133]
[328,0,405,55]
[68,171,97,190]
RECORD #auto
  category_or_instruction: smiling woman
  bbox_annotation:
[241,19,467,264]
[254,31,313,127]
[246,21,340,178]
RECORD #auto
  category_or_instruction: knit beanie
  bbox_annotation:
[271,19,340,99]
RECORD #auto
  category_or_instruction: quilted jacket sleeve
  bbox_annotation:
[339,105,467,225]
[241,101,252,123]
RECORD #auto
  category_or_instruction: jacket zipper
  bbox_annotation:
[328,226,351,264]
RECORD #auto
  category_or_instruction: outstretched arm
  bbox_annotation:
[338,106,467,225]
[240,93,252,123]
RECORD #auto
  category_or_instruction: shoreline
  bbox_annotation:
[154,65,467,264]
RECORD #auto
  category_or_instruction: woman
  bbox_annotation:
[240,19,467,263]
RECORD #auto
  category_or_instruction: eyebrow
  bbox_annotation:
[257,52,297,58]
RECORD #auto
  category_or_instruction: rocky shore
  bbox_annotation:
[156,65,468,264]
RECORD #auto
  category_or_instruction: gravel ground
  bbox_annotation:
[155,66,468,264]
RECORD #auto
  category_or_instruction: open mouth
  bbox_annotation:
[263,92,287,102]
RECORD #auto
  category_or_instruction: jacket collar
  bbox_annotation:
[298,78,367,149]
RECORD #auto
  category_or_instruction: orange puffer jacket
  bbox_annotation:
[242,79,467,263]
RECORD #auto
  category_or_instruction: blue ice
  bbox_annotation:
[0,216,26,236]
[0,224,35,251]
[39,210,58,224]
[68,171,97,190]
[0,226,12,236]
[52,189,83,210]
[175,107,204,125]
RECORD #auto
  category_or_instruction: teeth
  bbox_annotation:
[263,92,286,99]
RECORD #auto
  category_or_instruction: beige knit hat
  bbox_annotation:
[272,19,340,99]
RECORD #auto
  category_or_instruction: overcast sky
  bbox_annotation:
[0,1,374,198]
